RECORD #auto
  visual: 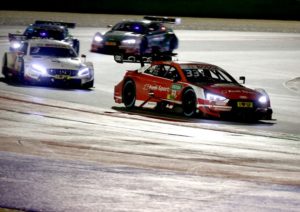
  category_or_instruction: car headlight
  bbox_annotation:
[206,93,227,101]
[78,67,90,76]
[94,35,103,42]
[258,95,267,104]
[11,41,21,49]
[31,63,47,75]
[122,39,136,45]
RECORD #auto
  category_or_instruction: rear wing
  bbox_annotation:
[114,52,177,67]
[143,16,181,25]
[8,33,26,42]
[34,20,76,28]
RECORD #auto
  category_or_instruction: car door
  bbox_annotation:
[137,64,167,100]
[154,65,182,101]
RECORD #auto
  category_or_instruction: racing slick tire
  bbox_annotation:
[140,38,148,55]
[2,53,9,79]
[168,35,178,52]
[18,60,25,83]
[182,88,197,117]
[122,80,136,109]
[73,39,80,54]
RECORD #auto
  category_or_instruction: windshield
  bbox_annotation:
[112,22,146,34]
[24,28,66,40]
[30,46,77,58]
[182,65,237,84]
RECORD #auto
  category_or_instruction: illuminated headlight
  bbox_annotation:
[122,39,136,45]
[78,67,90,76]
[206,93,227,101]
[11,41,21,49]
[258,95,267,104]
[31,64,47,75]
[94,35,103,42]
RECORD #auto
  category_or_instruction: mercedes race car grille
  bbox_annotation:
[47,69,78,76]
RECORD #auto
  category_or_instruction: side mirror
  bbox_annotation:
[107,24,112,28]
[81,54,86,62]
[239,76,246,84]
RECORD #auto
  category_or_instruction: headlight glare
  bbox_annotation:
[258,96,267,104]
[94,35,103,42]
[206,93,226,101]
[78,67,90,76]
[31,63,47,75]
[122,39,136,44]
[11,41,21,49]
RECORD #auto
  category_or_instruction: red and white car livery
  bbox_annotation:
[2,39,94,88]
[114,60,273,121]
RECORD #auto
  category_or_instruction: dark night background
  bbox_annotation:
[2,0,300,20]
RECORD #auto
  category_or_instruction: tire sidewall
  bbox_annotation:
[122,80,136,109]
[2,53,8,77]
[182,88,196,117]
[140,37,148,55]
[169,35,178,51]
[73,39,80,54]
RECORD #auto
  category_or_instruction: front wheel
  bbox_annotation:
[17,60,25,83]
[182,88,197,117]
[168,35,178,52]
[73,39,80,54]
[122,80,136,109]
[82,80,94,89]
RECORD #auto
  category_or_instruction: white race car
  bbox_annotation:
[2,39,94,88]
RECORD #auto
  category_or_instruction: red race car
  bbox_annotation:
[114,60,273,121]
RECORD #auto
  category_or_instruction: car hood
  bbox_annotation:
[26,57,84,70]
[103,31,142,41]
[201,83,259,100]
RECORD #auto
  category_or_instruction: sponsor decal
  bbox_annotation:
[167,90,178,100]
[167,84,181,100]
[171,83,182,90]
[143,84,170,92]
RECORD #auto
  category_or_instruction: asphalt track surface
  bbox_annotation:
[0,12,300,212]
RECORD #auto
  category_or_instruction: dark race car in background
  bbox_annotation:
[91,16,180,61]
[114,59,273,121]
[8,20,80,54]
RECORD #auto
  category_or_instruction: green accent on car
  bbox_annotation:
[171,83,182,90]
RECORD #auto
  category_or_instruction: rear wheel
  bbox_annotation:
[2,53,9,79]
[182,88,197,117]
[122,80,136,109]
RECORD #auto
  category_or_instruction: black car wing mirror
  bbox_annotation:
[81,54,86,62]
[239,76,246,84]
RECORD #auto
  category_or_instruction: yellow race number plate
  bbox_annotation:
[237,102,253,108]
[105,41,117,46]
